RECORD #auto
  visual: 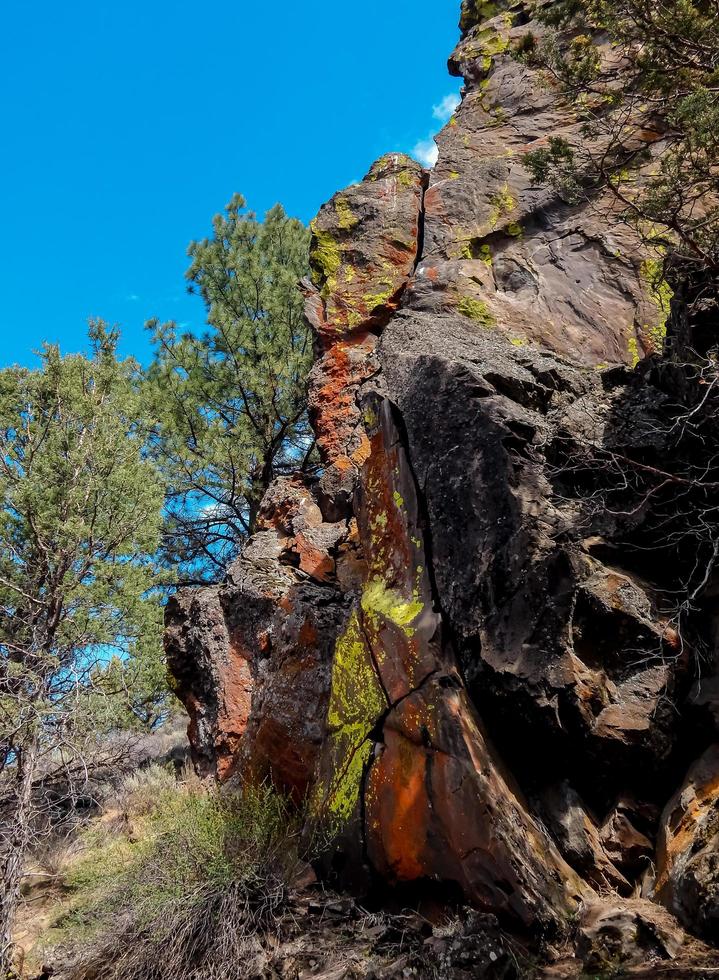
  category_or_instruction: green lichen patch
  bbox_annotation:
[310,224,342,292]
[327,611,386,732]
[320,735,373,824]
[319,610,388,823]
[363,288,394,311]
[362,405,378,429]
[361,578,424,636]
[371,511,388,532]
[640,257,673,354]
[460,0,498,33]
[475,25,510,71]
[335,195,359,231]
[461,239,494,265]
[457,295,496,327]
[488,183,517,230]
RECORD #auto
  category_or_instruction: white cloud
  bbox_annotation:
[408,88,462,170]
[433,92,461,123]
[125,293,140,302]
[412,138,439,169]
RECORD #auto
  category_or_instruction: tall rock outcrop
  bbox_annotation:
[167,0,719,970]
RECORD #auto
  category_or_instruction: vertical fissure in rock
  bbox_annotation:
[412,170,429,275]
[384,398,463,668]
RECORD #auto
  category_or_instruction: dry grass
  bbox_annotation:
[44,779,304,980]
[113,763,178,817]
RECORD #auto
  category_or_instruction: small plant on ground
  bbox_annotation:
[45,779,304,980]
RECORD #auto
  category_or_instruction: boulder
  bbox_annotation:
[535,782,629,894]
[655,746,719,942]
[166,0,719,964]
[574,898,704,975]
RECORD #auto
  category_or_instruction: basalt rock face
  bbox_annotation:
[167,0,719,968]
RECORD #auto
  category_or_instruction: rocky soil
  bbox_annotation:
[167,1,719,975]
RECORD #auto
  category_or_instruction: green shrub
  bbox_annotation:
[115,763,178,818]
[48,780,303,979]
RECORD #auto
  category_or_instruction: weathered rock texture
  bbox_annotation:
[167,0,719,971]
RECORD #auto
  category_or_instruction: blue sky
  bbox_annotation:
[1,1,461,369]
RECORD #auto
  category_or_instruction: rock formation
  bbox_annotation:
[167,0,719,973]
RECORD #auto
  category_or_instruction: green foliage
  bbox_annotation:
[0,323,169,970]
[525,136,580,197]
[523,0,719,285]
[52,780,303,979]
[146,195,313,580]
[69,781,297,909]
[0,322,168,758]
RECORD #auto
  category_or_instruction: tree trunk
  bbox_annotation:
[0,732,39,975]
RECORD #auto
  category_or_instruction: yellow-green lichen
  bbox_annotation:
[507,221,523,237]
[321,738,373,823]
[362,405,378,428]
[457,295,496,327]
[320,610,387,822]
[488,183,517,229]
[628,336,640,368]
[640,258,673,353]
[311,226,342,291]
[364,288,393,310]
[460,0,498,32]
[361,578,423,636]
[390,232,416,251]
[475,25,510,70]
[335,195,359,231]
[449,171,460,180]
[509,336,527,347]
[327,611,386,730]
[392,490,405,508]
[461,240,494,265]
[397,169,416,188]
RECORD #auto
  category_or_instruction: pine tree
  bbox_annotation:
[0,322,166,971]
[146,195,313,581]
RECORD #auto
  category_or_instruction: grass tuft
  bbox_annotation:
[45,779,304,980]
